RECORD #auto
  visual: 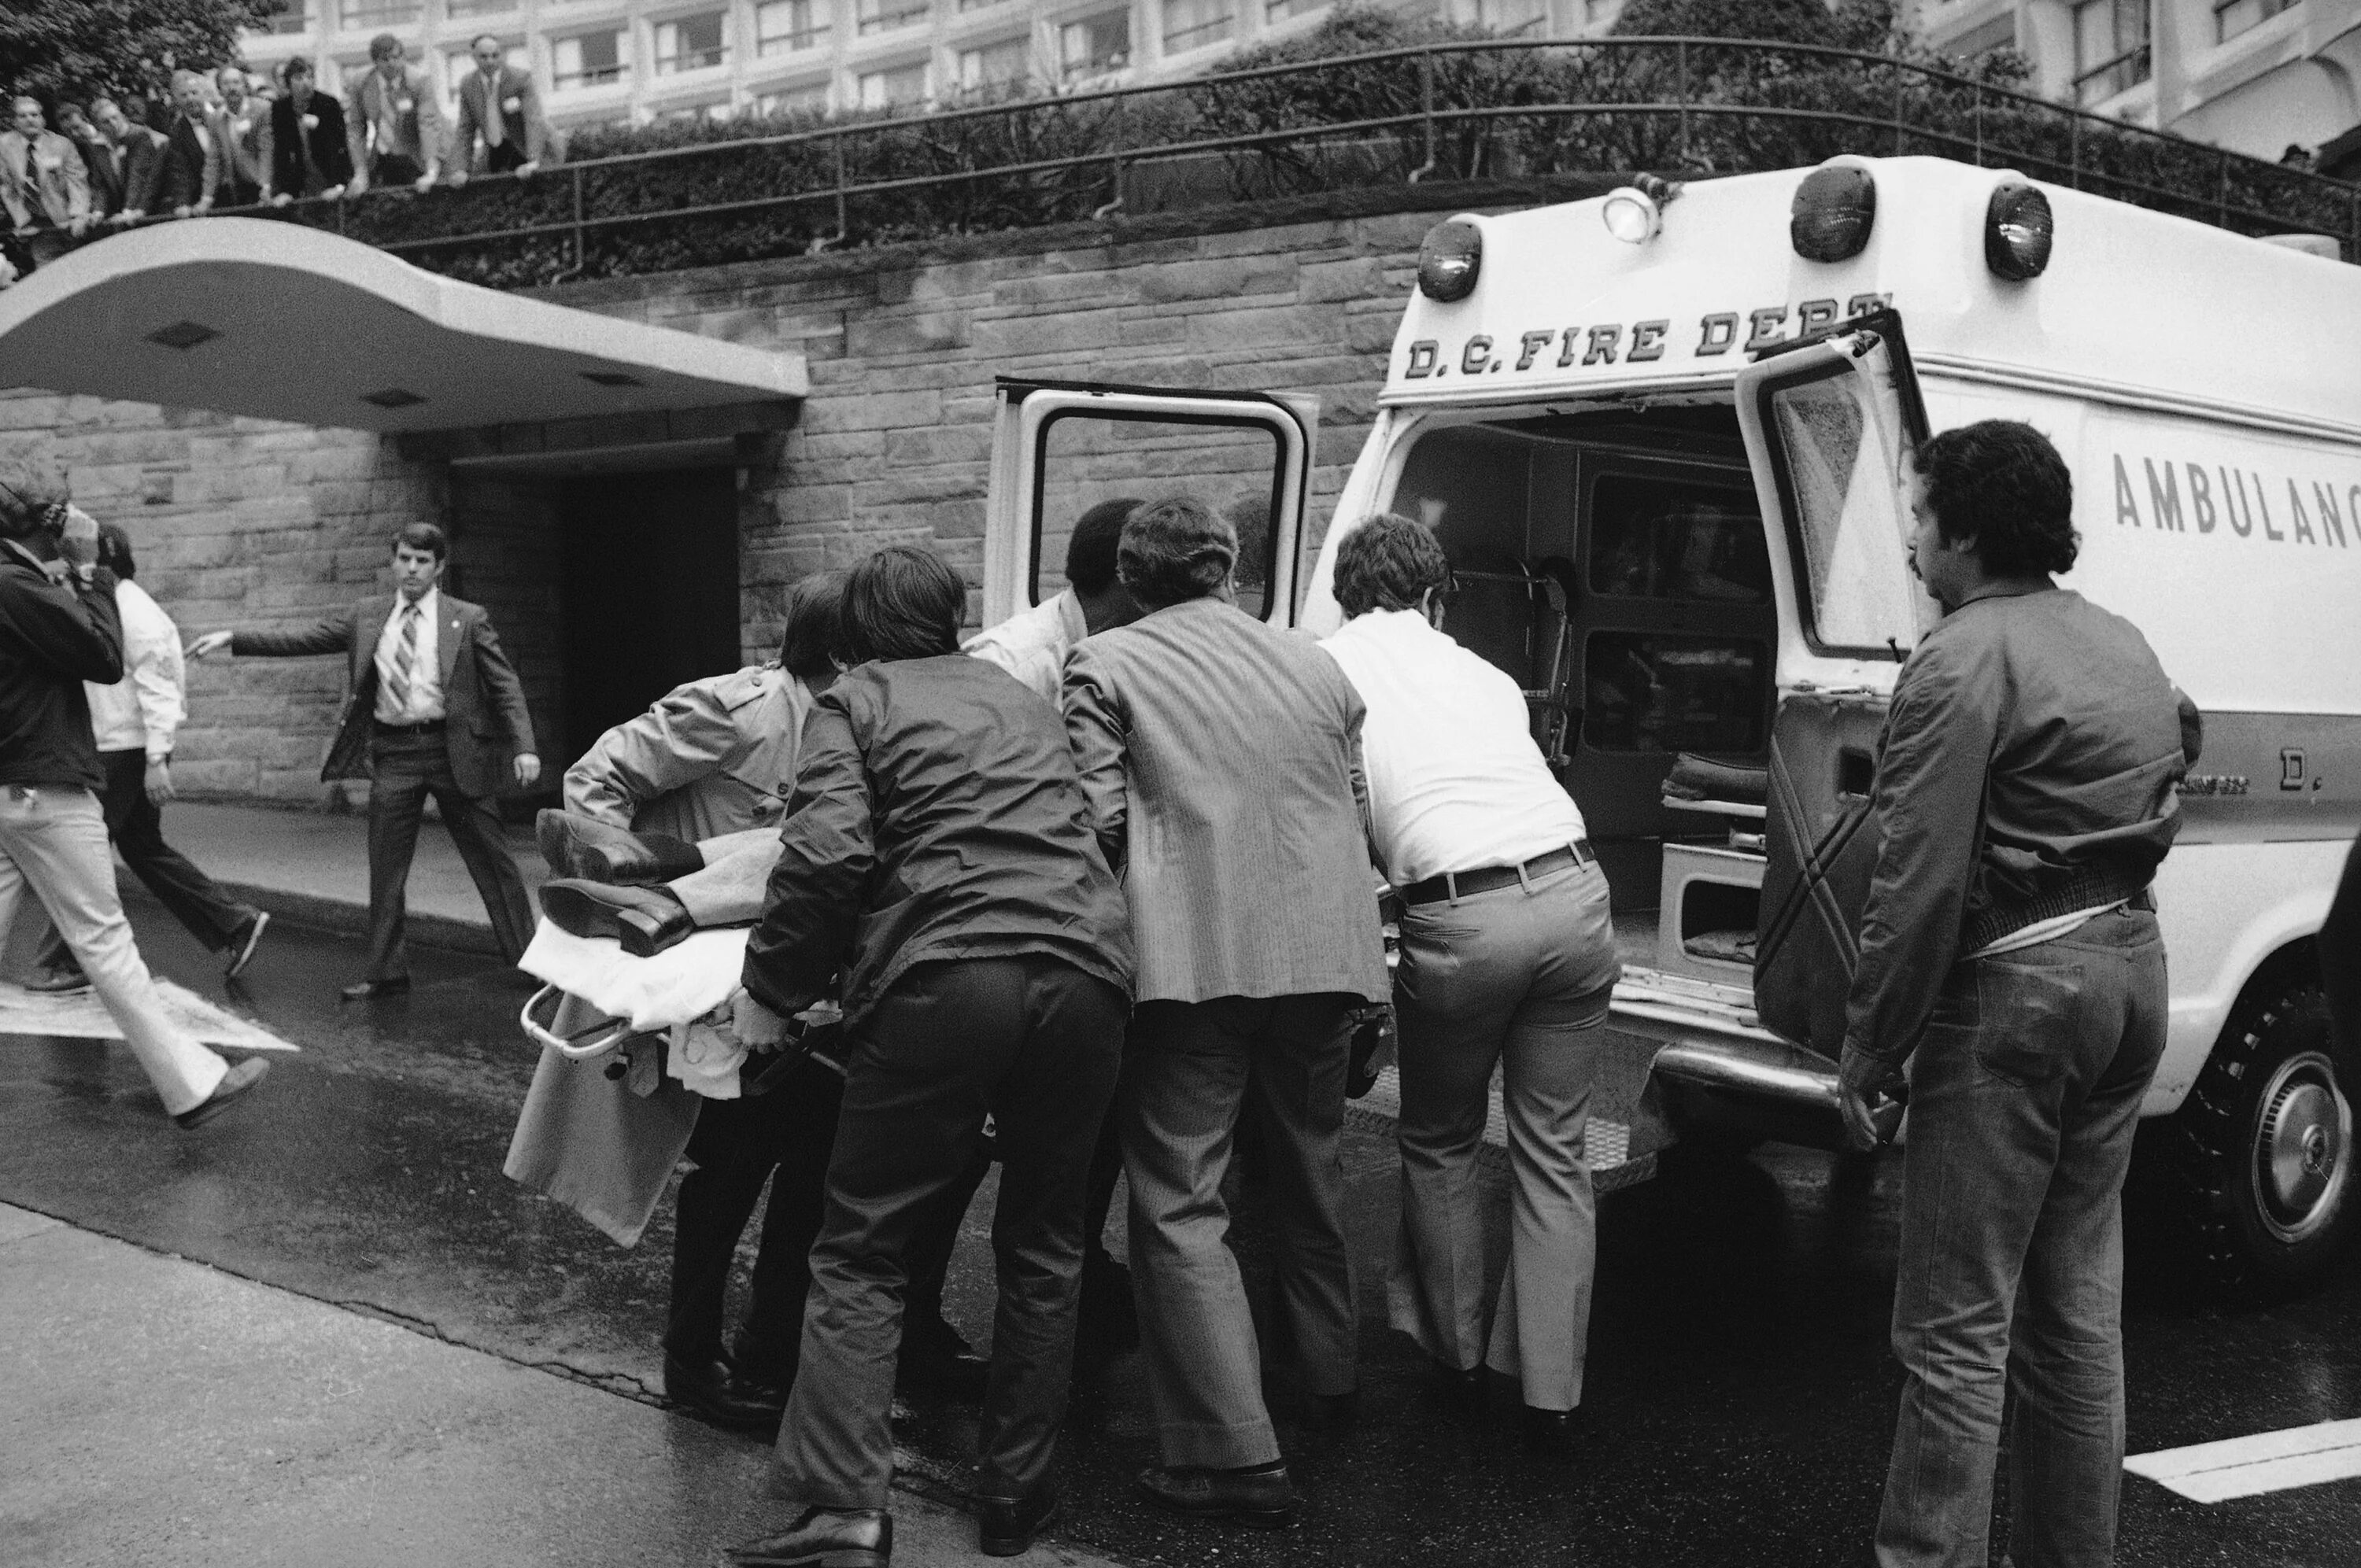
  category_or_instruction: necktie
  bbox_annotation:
[484,76,504,147]
[388,603,419,717]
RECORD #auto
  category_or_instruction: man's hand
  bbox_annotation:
[515,159,538,179]
[56,508,98,568]
[68,216,90,238]
[186,630,234,660]
[144,758,174,805]
[513,752,541,788]
[173,204,194,219]
[412,168,436,194]
[728,987,792,1052]
[445,167,467,188]
[1838,1043,1908,1153]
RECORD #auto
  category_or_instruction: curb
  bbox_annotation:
[123,876,505,959]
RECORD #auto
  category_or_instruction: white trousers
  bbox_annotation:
[0,784,227,1116]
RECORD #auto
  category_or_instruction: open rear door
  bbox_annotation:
[983,378,1319,629]
[1734,312,1938,1059]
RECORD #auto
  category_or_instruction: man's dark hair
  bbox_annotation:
[472,32,503,50]
[279,58,312,84]
[1118,496,1235,611]
[55,101,89,127]
[1066,497,1140,596]
[369,32,404,62]
[777,567,846,677]
[1915,419,2079,577]
[1333,512,1450,618]
[96,522,135,578]
[0,448,67,539]
[840,546,964,664]
[392,522,448,562]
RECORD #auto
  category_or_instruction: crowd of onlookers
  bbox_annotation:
[0,31,553,286]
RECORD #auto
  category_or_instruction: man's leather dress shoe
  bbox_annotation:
[535,809,702,884]
[977,1485,1058,1557]
[898,1312,990,1401]
[174,1057,270,1130]
[663,1352,786,1433]
[1519,1403,1591,1456]
[725,1507,892,1567]
[340,976,411,1002]
[1134,1463,1300,1528]
[540,880,694,957]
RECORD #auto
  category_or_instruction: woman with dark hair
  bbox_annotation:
[726,545,1133,1566]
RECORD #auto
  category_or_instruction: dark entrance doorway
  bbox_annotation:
[560,468,742,761]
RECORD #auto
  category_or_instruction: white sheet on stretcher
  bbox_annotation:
[519,919,749,1033]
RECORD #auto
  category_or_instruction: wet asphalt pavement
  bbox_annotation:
[4,902,2360,1567]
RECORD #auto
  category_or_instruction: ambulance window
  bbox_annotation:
[1033,414,1284,620]
[1763,366,1921,651]
[1587,475,1768,604]
[1583,633,1768,754]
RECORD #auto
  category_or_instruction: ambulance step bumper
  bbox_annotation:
[1649,1034,1863,1153]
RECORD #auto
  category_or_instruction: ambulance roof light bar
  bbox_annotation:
[1985,179,2054,280]
[1602,173,1680,245]
[1790,160,1877,262]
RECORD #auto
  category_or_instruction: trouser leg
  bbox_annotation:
[1486,1003,1605,1409]
[1121,997,1277,1468]
[741,1061,848,1382]
[669,1098,783,1364]
[431,770,534,961]
[1241,993,1360,1399]
[975,959,1125,1499]
[102,750,255,950]
[773,961,1015,1511]
[903,1142,990,1330]
[364,739,430,983]
[0,788,226,1116]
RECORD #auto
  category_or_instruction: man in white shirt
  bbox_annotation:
[963,496,1143,702]
[1317,511,1620,1455]
[26,522,269,993]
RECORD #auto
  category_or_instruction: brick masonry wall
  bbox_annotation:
[0,197,1445,806]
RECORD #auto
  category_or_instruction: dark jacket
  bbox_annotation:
[269,90,353,196]
[742,656,1133,1028]
[1843,583,2191,1064]
[230,592,535,800]
[72,134,123,216]
[114,126,166,216]
[157,114,218,211]
[0,544,124,791]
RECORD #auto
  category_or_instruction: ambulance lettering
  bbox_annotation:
[2109,453,2353,547]
[1394,297,1894,382]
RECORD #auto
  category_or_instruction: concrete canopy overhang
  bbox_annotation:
[0,218,804,434]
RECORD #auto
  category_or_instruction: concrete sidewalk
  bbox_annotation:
[0,1203,1122,1568]
[157,799,540,956]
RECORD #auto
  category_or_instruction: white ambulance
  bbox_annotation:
[981,155,2360,1291]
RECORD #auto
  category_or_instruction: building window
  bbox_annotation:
[1946,12,2016,59]
[1473,0,1546,34]
[656,98,737,123]
[857,60,929,108]
[253,2,312,35]
[756,80,831,115]
[655,11,727,74]
[756,0,830,55]
[957,35,1031,90]
[2215,0,2300,42]
[552,30,629,90]
[2071,0,2150,105]
[959,0,1012,9]
[856,0,931,35]
[1583,0,1618,24]
[1060,9,1130,76]
[445,0,519,17]
[1266,0,1325,21]
[1162,0,1235,53]
[339,0,421,28]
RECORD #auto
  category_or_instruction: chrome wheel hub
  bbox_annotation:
[2254,1050,2352,1243]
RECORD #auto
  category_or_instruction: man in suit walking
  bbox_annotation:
[1061,496,1387,1528]
[446,33,549,186]
[157,72,224,220]
[266,58,352,204]
[2,97,93,264]
[347,34,445,195]
[213,68,269,208]
[91,98,166,226]
[190,523,541,1000]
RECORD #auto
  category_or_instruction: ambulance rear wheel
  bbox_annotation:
[2160,981,2355,1297]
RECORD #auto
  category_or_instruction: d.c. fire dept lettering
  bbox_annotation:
[1399,295,1891,380]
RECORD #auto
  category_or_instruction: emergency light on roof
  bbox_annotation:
[1790,164,1876,262]
[1416,218,1483,302]
[1602,174,1679,245]
[1985,182,2054,280]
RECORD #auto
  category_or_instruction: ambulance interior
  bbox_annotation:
[1380,405,1779,978]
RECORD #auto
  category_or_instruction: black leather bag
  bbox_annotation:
[1753,699,1887,1057]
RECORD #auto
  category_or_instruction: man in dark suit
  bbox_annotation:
[446,33,549,185]
[190,523,541,1000]
[52,103,122,219]
[1061,496,1388,1528]
[266,57,353,203]
[91,97,165,225]
[155,72,224,220]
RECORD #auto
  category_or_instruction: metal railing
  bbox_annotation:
[113,36,2360,288]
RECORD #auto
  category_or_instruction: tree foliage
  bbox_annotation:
[0,0,279,109]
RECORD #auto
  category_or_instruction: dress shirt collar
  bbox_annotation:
[390,585,439,627]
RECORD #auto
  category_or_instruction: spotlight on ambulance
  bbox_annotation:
[1416,217,1484,302]
[1601,173,1679,245]
[1985,180,2055,280]
[1790,161,1877,262]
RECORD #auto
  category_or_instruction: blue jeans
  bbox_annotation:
[1877,907,2167,1568]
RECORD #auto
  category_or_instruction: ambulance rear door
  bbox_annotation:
[1732,313,1938,1058]
[984,378,1320,629]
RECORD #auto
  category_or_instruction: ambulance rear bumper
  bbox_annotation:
[1649,1033,1883,1152]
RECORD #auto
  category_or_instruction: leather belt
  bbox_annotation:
[374,718,446,733]
[1400,841,1595,906]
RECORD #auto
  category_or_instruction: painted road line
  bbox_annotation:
[2125,1419,2361,1503]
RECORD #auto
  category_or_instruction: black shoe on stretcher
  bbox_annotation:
[540,880,695,957]
[534,809,702,884]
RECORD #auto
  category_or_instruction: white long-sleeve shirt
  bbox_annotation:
[86,577,184,761]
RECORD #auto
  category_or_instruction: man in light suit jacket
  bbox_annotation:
[347,33,445,194]
[1061,496,1388,1529]
[52,103,121,219]
[2,97,93,264]
[190,523,541,1000]
[213,68,270,207]
[447,33,549,184]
